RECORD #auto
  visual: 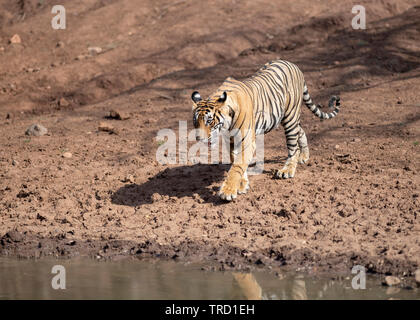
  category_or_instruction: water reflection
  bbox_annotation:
[0,258,418,300]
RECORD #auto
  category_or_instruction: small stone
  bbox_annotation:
[415,269,420,287]
[122,175,135,183]
[58,97,70,107]
[88,46,102,55]
[56,41,64,48]
[4,230,24,242]
[352,138,361,143]
[108,109,130,120]
[0,47,4,52]
[25,124,48,136]
[383,276,401,286]
[75,54,87,61]
[98,122,116,134]
[151,193,162,202]
[334,144,340,150]
[12,159,18,166]
[62,152,72,159]
[333,61,340,65]
[9,34,21,44]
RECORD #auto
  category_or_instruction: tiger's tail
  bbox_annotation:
[303,83,340,120]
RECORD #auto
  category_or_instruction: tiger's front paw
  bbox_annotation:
[273,163,298,179]
[218,179,240,201]
[298,150,310,164]
[237,177,249,194]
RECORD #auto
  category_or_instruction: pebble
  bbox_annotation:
[12,159,18,166]
[25,124,48,136]
[5,230,24,242]
[334,144,340,150]
[383,276,401,286]
[9,34,21,44]
[108,109,130,120]
[56,41,64,48]
[75,54,88,61]
[352,138,361,143]
[88,46,102,55]
[151,193,162,202]
[122,175,135,183]
[62,152,72,159]
[98,122,117,134]
[59,97,70,107]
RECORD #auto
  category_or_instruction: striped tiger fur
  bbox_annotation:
[191,59,340,201]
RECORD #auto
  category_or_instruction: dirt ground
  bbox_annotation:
[0,0,419,279]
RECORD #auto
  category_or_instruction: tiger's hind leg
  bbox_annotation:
[297,125,310,164]
[273,124,301,179]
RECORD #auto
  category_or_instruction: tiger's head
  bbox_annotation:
[191,91,232,148]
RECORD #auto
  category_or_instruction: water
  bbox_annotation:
[0,257,418,300]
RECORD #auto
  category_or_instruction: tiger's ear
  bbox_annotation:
[191,91,202,103]
[217,91,227,103]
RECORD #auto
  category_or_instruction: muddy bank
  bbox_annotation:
[0,0,419,279]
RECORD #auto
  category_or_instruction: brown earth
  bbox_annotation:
[0,0,419,278]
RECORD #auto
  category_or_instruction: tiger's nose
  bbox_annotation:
[195,129,206,141]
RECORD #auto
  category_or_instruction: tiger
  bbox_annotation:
[191,59,340,201]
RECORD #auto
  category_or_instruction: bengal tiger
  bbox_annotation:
[191,59,340,201]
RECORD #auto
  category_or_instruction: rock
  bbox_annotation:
[58,97,70,107]
[0,46,4,52]
[352,138,361,143]
[151,193,162,202]
[11,159,18,166]
[383,276,401,286]
[98,122,117,134]
[88,46,102,55]
[122,175,135,183]
[9,34,21,44]
[107,109,130,120]
[75,54,88,61]
[56,41,64,48]
[25,124,48,136]
[415,269,420,287]
[62,152,72,159]
[4,230,24,242]
[334,144,340,150]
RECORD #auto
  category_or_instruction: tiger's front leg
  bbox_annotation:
[218,163,248,201]
[219,136,254,201]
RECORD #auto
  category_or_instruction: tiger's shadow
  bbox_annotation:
[111,164,230,206]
